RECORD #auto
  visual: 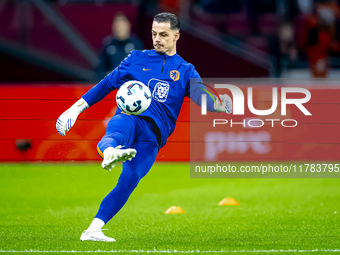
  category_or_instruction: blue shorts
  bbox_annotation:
[97,113,160,157]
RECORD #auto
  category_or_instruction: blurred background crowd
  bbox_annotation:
[1,0,340,82]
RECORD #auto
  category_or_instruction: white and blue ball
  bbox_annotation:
[116,80,152,115]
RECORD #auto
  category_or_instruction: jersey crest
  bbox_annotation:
[170,70,180,81]
[149,79,170,103]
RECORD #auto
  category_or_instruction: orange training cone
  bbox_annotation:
[218,197,240,206]
[165,206,186,214]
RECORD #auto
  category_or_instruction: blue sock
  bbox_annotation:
[95,141,159,223]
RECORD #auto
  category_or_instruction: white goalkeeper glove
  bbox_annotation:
[214,94,232,114]
[56,98,89,136]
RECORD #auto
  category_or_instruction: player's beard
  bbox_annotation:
[154,44,165,54]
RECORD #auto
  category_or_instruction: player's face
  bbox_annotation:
[152,21,179,56]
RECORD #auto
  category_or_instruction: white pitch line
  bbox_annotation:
[0,249,340,253]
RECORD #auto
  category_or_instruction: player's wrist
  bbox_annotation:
[70,98,89,115]
[213,96,223,112]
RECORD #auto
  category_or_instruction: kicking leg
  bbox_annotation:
[101,146,136,171]
[97,114,137,171]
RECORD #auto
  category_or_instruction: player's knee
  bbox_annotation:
[118,171,141,192]
[127,172,141,190]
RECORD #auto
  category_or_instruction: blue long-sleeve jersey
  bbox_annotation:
[83,49,216,147]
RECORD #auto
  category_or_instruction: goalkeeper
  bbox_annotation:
[56,12,232,242]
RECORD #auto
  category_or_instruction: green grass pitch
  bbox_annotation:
[0,163,339,254]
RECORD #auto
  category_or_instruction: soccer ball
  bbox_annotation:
[116,80,152,115]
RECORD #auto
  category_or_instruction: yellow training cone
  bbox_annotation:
[165,206,186,214]
[218,197,240,206]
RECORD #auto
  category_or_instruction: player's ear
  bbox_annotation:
[174,31,180,42]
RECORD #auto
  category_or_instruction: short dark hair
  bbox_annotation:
[153,12,180,31]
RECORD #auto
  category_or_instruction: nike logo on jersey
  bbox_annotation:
[143,68,152,71]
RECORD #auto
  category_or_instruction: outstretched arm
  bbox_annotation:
[56,51,136,136]
[187,72,232,114]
